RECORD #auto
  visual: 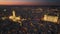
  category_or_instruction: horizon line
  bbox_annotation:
[0,2,59,5]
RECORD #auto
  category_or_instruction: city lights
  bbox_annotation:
[9,10,21,22]
[0,6,60,34]
[43,14,58,23]
[9,10,26,23]
[2,16,7,20]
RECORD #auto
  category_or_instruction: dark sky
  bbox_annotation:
[0,0,60,5]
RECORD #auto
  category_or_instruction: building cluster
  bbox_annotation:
[0,6,60,34]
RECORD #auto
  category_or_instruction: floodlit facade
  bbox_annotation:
[43,14,58,23]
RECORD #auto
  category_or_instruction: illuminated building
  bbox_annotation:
[42,11,59,24]
[9,10,22,23]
